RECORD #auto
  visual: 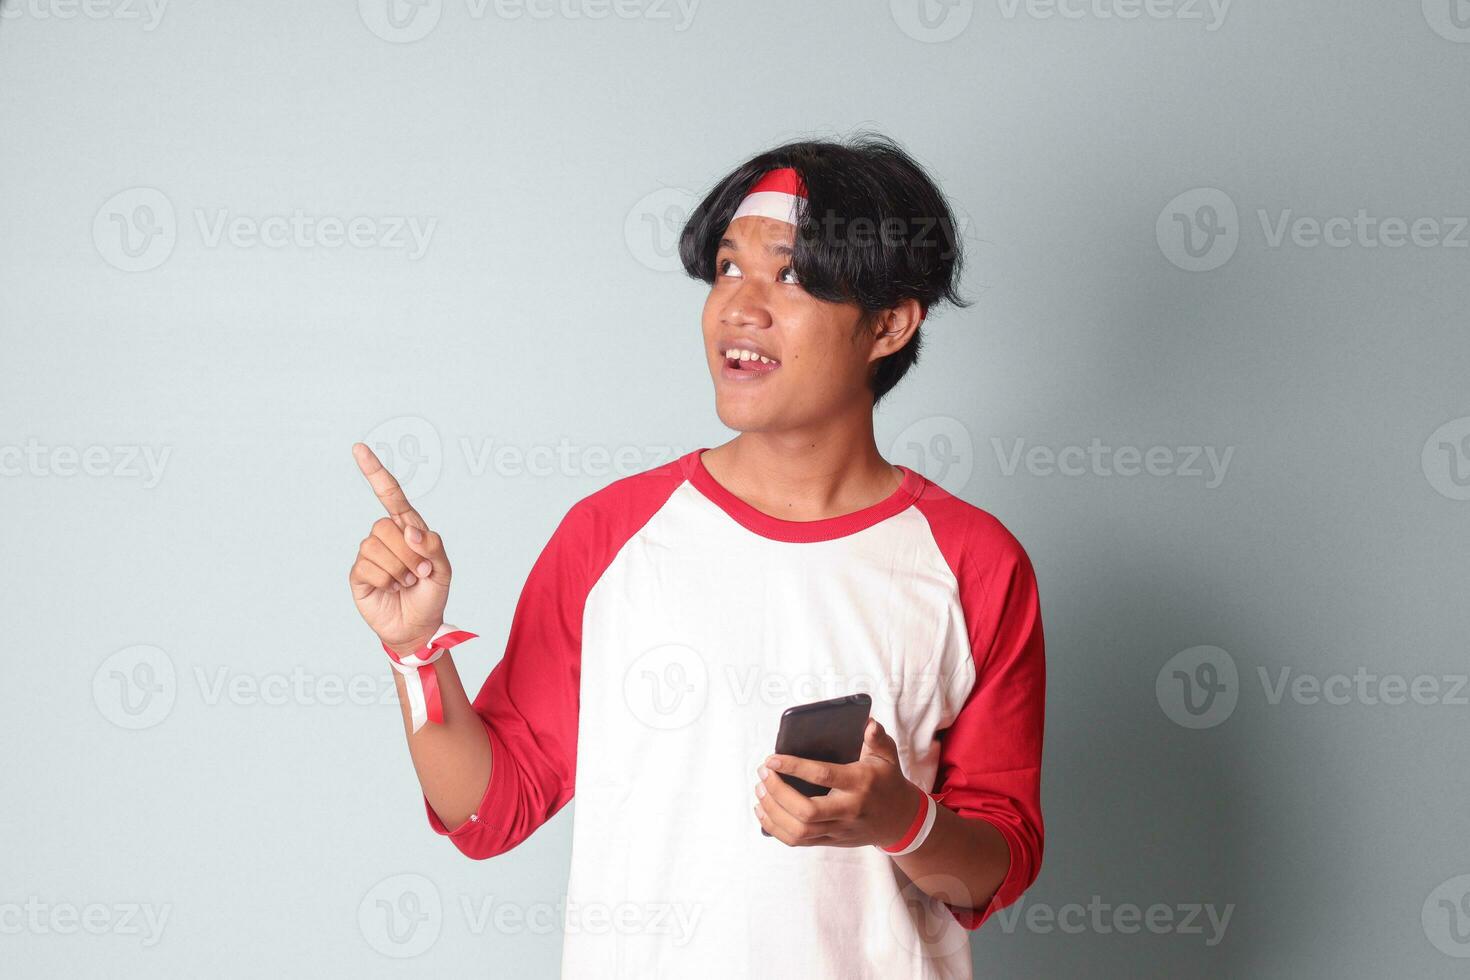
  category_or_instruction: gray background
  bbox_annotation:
[3,0,1468,976]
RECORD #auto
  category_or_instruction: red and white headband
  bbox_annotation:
[731,167,809,226]
[729,166,927,321]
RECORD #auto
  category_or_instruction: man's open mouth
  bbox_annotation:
[722,348,781,374]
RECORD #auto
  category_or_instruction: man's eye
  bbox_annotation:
[778,265,801,285]
[718,258,743,278]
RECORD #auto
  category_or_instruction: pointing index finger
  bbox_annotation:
[352,442,424,526]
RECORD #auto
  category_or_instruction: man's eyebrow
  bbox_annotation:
[718,237,794,257]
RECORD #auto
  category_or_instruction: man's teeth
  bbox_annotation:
[724,349,776,365]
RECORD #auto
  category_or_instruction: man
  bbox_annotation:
[348,132,1045,978]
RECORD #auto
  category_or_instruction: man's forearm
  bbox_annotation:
[891,804,1010,916]
[389,649,493,829]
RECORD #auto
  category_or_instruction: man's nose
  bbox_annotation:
[720,279,774,329]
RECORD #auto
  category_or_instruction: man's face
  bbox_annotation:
[701,215,874,433]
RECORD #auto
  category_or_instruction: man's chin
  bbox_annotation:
[713,399,781,434]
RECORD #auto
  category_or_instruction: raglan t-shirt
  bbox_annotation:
[423,448,1045,979]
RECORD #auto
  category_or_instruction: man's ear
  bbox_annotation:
[868,298,926,363]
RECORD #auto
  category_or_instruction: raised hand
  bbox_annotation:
[348,442,453,652]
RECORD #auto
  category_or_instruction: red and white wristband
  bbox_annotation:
[880,786,938,857]
[382,622,477,733]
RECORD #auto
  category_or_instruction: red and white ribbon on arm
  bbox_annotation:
[383,623,477,733]
[879,788,938,857]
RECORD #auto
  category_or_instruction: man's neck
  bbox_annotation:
[701,430,902,523]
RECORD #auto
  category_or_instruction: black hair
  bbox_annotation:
[679,131,969,406]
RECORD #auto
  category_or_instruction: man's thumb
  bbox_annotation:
[861,718,899,763]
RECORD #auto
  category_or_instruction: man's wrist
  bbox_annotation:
[386,625,443,658]
[876,781,927,849]
[879,783,937,855]
[382,624,476,735]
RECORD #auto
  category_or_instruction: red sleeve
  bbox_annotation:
[423,465,684,859]
[422,501,592,858]
[919,501,1046,929]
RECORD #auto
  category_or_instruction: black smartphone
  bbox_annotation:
[761,693,872,836]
